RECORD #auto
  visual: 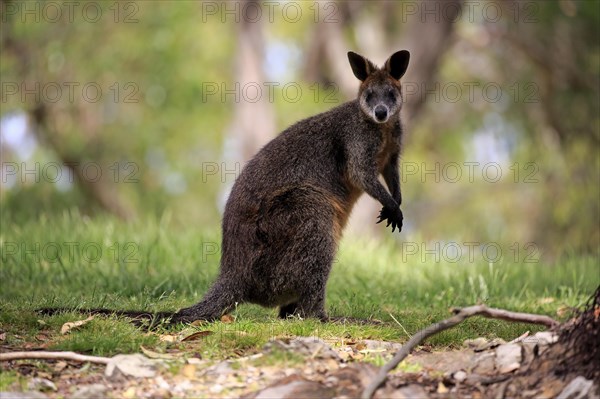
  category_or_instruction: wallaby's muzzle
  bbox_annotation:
[374,105,389,123]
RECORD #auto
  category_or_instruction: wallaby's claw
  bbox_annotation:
[377,206,403,233]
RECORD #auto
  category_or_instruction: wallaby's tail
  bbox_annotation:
[174,278,239,322]
[37,307,179,328]
[37,277,240,325]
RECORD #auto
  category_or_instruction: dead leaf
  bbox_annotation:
[556,305,570,317]
[181,364,196,378]
[0,332,6,341]
[437,382,449,393]
[159,334,178,343]
[140,345,184,360]
[37,372,52,380]
[60,315,94,335]
[122,387,137,398]
[28,377,57,392]
[337,351,351,362]
[181,330,213,342]
[36,333,49,342]
[221,314,235,323]
[54,361,68,372]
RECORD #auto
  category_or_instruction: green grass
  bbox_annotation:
[1,211,598,358]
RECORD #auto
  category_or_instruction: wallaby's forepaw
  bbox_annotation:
[376,206,403,232]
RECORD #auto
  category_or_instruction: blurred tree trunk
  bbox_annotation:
[224,0,276,162]
[30,105,134,221]
[486,1,600,147]
[2,32,135,221]
[399,0,462,128]
[219,0,276,210]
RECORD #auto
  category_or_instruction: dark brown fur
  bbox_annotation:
[174,50,410,322]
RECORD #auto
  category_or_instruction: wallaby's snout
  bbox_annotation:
[348,50,410,124]
[374,104,388,123]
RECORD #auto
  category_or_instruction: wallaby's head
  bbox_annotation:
[347,50,410,124]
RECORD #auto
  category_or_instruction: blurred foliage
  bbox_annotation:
[1,0,598,259]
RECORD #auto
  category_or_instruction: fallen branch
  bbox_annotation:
[0,351,111,364]
[362,305,559,399]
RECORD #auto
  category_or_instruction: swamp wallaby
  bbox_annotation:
[41,50,410,324]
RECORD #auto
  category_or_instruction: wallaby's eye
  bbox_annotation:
[387,89,396,101]
[364,89,373,102]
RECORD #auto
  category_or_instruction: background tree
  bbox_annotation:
[1,0,598,258]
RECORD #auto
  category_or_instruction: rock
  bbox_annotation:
[0,393,48,399]
[557,376,597,399]
[453,370,467,382]
[69,384,107,399]
[209,384,224,394]
[385,384,429,399]
[328,363,379,396]
[521,340,538,366]
[264,337,341,361]
[248,376,334,399]
[360,339,403,352]
[531,331,558,345]
[472,352,496,375]
[27,378,57,392]
[105,354,157,379]
[464,337,506,352]
[206,360,235,376]
[463,337,488,350]
[495,343,522,374]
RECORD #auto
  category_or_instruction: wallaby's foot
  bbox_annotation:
[278,302,329,321]
[376,206,403,232]
[278,303,299,319]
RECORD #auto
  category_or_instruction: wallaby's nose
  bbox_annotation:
[374,105,388,122]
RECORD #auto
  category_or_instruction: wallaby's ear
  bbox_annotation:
[385,50,410,80]
[348,51,376,81]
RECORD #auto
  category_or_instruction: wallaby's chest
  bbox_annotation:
[375,126,399,172]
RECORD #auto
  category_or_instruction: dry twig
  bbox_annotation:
[362,305,559,399]
[0,351,111,364]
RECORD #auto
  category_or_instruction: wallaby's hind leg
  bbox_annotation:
[279,297,328,320]
[256,185,339,321]
[174,278,241,322]
[288,210,336,321]
[295,272,329,320]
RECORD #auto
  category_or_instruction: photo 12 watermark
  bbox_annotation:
[200,1,340,24]
[1,161,140,185]
[197,1,539,24]
[1,81,140,104]
[196,81,539,105]
[1,1,139,24]
[400,241,540,264]
[1,241,140,264]
[401,162,539,184]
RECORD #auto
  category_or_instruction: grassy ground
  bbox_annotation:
[1,211,598,359]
